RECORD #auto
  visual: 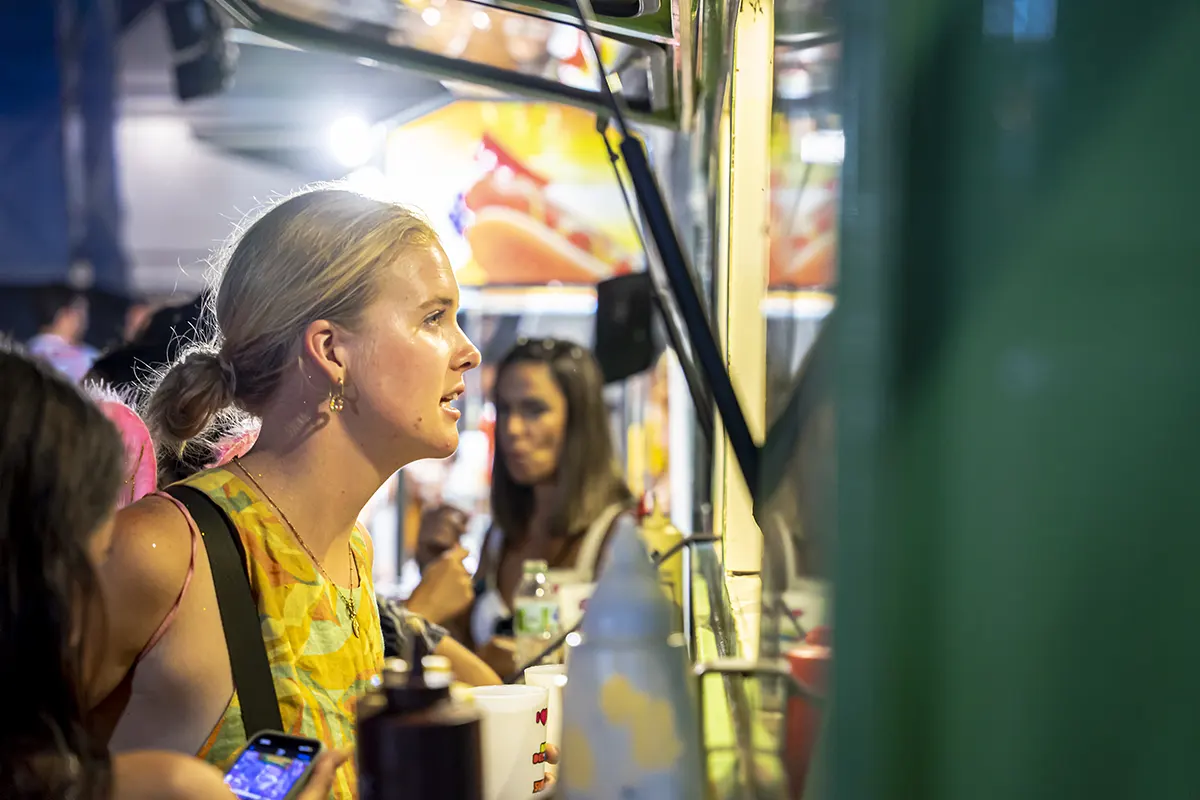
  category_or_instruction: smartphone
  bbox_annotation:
[223,731,323,800]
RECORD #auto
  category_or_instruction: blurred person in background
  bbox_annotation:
[418,338,636,676]
[86,291,209,399]
[0,0,132,348]
[0,346,345,800]
[123,300,154,343]
[27,285,99,383]
[82,188,484,800]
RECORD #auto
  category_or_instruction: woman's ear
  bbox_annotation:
[301,319,349,386]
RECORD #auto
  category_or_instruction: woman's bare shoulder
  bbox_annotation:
[87,493,199,695]
[107,494,197,601]
[118,492,193,536]
[112,751,230,800]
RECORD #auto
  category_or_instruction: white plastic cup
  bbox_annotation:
[466,684,550,800]
[524,664,568,752]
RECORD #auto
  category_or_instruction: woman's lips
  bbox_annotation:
[506,454,538,472]
[439,384,466,420]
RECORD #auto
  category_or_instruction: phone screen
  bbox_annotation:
[223,734,320,800]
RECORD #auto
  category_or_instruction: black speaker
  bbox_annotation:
[593,271,664,384]
[162,0,237,101]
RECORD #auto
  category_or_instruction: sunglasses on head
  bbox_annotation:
[508,337,586,362]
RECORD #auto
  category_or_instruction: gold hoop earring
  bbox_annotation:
[329,377,346,413]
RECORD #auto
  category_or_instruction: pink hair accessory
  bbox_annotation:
[85,386,158,508]
[210,423,261,468]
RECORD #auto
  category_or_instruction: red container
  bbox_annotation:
[784,627,831,797]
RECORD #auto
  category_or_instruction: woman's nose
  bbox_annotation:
[502,414,526,439]
[457,333,481,371]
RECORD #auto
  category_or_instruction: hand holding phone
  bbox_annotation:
[295,748,351,800]
[224,731,348,800]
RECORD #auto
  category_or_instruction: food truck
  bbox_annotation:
[212,1,1200,798]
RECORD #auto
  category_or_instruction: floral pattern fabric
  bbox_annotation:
[179,468,384,800]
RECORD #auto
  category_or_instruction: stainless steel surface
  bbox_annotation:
[691,542,789,799]
[214,0,684,125]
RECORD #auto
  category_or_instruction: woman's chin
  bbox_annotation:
[508,470,548,488]
[426,431,460,460]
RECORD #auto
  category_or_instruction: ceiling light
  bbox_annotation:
[328,115,375,168]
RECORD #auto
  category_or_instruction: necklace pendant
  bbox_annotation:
[343,596,360,637]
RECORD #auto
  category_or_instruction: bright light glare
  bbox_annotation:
[800,130,845,164]
[472,10,491,29]
[328,115,374,168]
[345,167,393,201]
[421,7,441,25]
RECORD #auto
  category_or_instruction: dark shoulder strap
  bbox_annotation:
[165,484,283,737]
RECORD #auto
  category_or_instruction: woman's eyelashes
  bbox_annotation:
[522,401,548,418]
[498,402,547,421]
[424,309,446,327]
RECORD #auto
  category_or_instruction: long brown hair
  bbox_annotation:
[490,338,633,541]
[0,346,123,799]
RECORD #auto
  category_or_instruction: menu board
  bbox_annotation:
[383,100,643,286]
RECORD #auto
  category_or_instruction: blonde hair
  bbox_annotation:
[145,187,439,476]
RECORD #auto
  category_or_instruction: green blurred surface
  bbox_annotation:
[834,1,1200,799]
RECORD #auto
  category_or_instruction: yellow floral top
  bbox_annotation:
[179,467,384,800]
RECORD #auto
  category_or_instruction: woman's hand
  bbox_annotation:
[415,504,469,572]
[406,546,474,626]
[297,748,352,800]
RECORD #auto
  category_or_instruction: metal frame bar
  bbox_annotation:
[210,0,680,126]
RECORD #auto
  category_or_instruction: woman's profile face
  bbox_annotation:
[495,361,567,486]
[342,245,481,463]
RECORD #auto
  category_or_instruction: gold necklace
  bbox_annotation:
[232,458,361,637]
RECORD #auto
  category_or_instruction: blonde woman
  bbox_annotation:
[85,189,481,799]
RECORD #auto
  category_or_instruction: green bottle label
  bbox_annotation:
[515,600,559,636]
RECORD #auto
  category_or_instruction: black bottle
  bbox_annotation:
[358,637,484,800]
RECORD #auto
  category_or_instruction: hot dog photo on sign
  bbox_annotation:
[382,101,642,287]
[460,135,637,285]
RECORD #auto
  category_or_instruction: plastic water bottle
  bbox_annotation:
[513,559,559,667]
[558,524,702,799]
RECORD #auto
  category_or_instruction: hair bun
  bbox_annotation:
[216,354,238,394]
[145,348,238,454]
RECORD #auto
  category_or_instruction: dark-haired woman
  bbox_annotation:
[418,338,636,675]
[0,347,345,800]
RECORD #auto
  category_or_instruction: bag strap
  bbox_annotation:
[574,503,632,583]
[165,485,283,737]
